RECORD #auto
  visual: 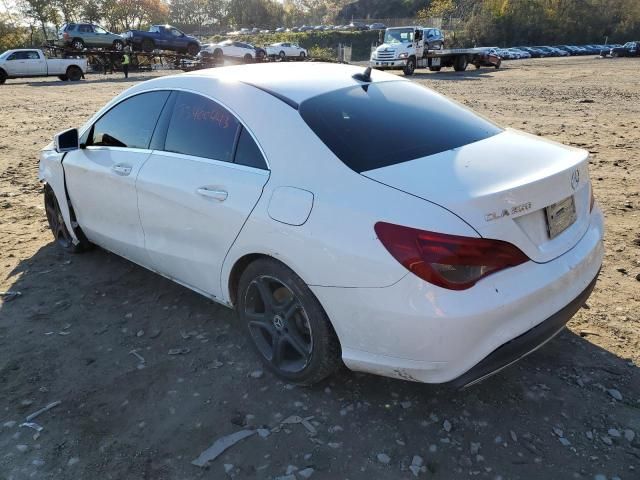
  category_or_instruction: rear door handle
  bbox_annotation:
[112,164,132,176]
[197,187,228,202]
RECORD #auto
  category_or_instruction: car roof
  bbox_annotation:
[180,62,402,106]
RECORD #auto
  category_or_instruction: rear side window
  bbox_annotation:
[87,91,170,148]
[299,81,501,173]
[234,127,267,169]
[164,91,240,162]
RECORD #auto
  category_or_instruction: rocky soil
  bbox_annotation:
[0,57,638,480]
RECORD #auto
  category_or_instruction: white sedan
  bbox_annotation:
[265,42,308,60]
[203,39,263,62]
[39,63,604,387]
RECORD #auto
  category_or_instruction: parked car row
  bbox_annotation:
[229,22,387,35]
[488,43,626,60]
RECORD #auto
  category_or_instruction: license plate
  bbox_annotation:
[545,196,577,239]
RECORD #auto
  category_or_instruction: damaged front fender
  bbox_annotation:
[38,148,80,245]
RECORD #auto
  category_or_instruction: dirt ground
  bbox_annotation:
[0,57,638,480]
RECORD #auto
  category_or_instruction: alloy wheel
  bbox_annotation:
[243,275,313,373]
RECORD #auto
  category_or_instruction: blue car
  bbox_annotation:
[124,25,200,56]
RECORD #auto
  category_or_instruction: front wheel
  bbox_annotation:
[244,53,253,63]
[0,71,6,84]
[112,40,124,51]
[279,51,286,61]
[299,51,306,60]
[403,57,416,76]
[44,186,87,253]
[237,258,342,385]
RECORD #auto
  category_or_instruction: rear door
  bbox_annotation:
[136,91,269,298]
[26,50,47,75]
[63,91,171,263]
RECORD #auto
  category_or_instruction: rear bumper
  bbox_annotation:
[311,206,604,384]
[447,271,598,388]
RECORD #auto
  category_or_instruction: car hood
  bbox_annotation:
[374,43,410,54]
[362,129,593,263]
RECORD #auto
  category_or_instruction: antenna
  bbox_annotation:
[352,66,372,82]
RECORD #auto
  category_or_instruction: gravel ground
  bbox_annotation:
[0,56,639,480]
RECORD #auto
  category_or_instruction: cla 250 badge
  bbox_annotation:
[485,202,532,222]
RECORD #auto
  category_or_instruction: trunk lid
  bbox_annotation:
[362,129,592,263]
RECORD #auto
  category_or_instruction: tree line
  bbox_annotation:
[1,0,639,52]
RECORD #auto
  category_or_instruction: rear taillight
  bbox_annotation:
[375,222,529,290]
[589,183,595,212]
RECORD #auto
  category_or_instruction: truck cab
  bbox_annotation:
[370,26,424,75]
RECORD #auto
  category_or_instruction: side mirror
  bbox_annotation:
[55,128,79,153]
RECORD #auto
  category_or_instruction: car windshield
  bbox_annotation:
[384,28,414,44]
[299,81,502,173]
[0,50,11,60]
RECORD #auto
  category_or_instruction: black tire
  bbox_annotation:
[213,48,223,60]
[141,38,154,52]
[0,70,6,84]
[112,40,124,51]
[58,74,69,81]
[71,38,85,50]
[300,51,306,60]
[279,51,286,61]
[187,43,199,56]
[66,66,82,81]
[453,55,468,71]
[244,53,253,63]
[44,185,89,253]
[237,258,342,385]
[495,59,502,69]
[403,57,416,76]
[474,62,481,69]
[428,65,441,72]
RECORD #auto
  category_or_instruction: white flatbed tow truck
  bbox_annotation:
[370,26,496,75]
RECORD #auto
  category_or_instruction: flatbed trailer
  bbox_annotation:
[41,43,210,73]
[423,47,495,72]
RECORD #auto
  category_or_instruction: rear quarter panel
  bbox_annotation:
[167,78,482,298]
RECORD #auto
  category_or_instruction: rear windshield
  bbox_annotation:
[299,81,501,173]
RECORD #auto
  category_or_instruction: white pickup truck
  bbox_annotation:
[0,49,87,84]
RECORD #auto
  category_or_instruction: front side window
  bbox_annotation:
[94,25,107,34]
[7,52,22,60]
[299,81,502,173]
[170,28,183,37]
[150,26,159,33]
[87,91,170,148]
[164,92,240,162]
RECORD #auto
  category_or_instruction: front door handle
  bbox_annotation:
[112,164,132,176]
[197,187,228,202]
